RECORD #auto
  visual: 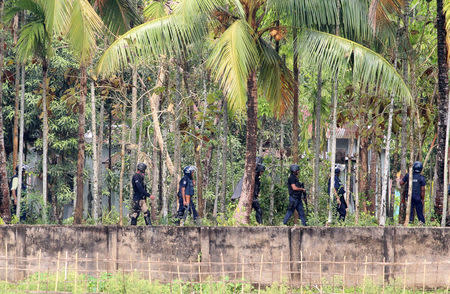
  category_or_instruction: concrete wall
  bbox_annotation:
[0,226,448,287]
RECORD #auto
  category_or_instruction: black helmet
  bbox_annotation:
[335,167,341,174]
[183,165,197,175]
[137,163,147,172]
[255,164,266,173]
[290,164,300,173]
[413,161,423,173]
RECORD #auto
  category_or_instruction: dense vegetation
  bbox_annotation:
[0,0,449,226]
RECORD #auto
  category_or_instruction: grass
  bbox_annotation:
[0,271,447,293]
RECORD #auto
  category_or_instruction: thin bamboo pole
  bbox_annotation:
[198,255,202,294]
[37,249,41,292]
[280,252,283,283]
[382,257,385,294]
[96,252,99,292]
[176,258,182,294]
[75,252,78,293]
[4,243,7,284]
[403,259,407,294]
[342,256,346,294]
[64,251,68,281]
[300,251,303,294]
[258,254,263,294]
[319,254,323,293]
[55,251,60,291]
[148,257,152,282]
[241,257,245,294]
[422,260,426,294]
[363,256,368,294]
[221,252,225,282]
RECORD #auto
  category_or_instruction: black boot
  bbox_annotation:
[144,211,152,226]
[130,217,137,225]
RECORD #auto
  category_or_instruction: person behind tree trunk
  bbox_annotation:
[10,165,27,219]
[283,164,307,226]
[252,163,265,224]
[400,161,426,224]
[328,167,347,221]
[130,163,154,226]
[175,165,198,225]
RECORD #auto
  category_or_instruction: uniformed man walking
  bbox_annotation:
[283,164,307,226]
[328,167,347,221]
[176,165,198,225]
[130,163,153,226]
[252,163,265,224]
[400,161,426,224]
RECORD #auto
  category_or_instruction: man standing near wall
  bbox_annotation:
[283,164,307,226]
[130,163,154,226]
[400,161,426,224]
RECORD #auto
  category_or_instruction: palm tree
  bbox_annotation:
[24,0,103,224]
[97,0,412,224]
[7,0,53,222]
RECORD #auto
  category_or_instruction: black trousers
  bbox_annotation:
[252,199,262,224]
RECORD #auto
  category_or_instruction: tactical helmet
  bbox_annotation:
[413,161,423,173]
[137,163,147,172]
[183,165,197,175]
[255,164,266,173]
[290,164,300,173]
[335,167,341,174]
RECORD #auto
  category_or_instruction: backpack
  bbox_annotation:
[8,175,17,198]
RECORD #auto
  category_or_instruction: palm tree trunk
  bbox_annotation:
[359,136,369,213]
[0,0,11,221]
[74,66,87,224]
[292,27,299,163]
[313,65,322,213]
[380,96,394,225]
[442,90,450,226]
[16,65,25,219]
[118,104,126,226]
[220,98,228,213]
[369,147,378,214]
[12,14,20,170]
[107,107,112,212]
[435,0,449,221]
[234,71,258,224]
[42,58,49,222]
[90,81,99,222]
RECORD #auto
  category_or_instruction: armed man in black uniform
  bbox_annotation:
[175,165,198,225]
[400,161,426,224]
[130,163,154,226]
[283,164,307,226]
[328,167,347,221]
[252,163,265,224]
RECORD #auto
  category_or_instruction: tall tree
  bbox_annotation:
[435,0,449,222]
[0,0,10,222]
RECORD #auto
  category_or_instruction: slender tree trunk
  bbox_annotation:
[328,69,339,223]
[369,147,378,214]
[234,71,258,224]
[129,66,138,203]
[90,81,99,222]
[355,133,361,224]
[12,14,19,170]
[346,136,354,206]
[292,27,299,163]
[107,107,112,212]
[16,65,25,219]
[97,97,105,216]
[220,99,228,213]
[0,0,11,221]
[380,96,395,225]
[435,0,449,221]
[359,136,369,213]
[42,58,49,223]
[313,65,322,213]
[74,66,87,224]
[148,62,175,176]
[404,123,414,226]
[442,91,450,226]
[118,104,126,226]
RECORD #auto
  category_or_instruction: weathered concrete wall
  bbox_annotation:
[0,226,448,287]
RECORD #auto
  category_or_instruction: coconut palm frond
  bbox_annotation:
[368,0,404,34]
[95,0,142,35]
[67,0,104,65]
[97,14,206,76]
[37,0,71,37]
[176,0,226,21]
[258,39,294,117]
[16,21,48,62]
[300,29,412,104]
[143,1,167,20]
[207,20,259,112]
